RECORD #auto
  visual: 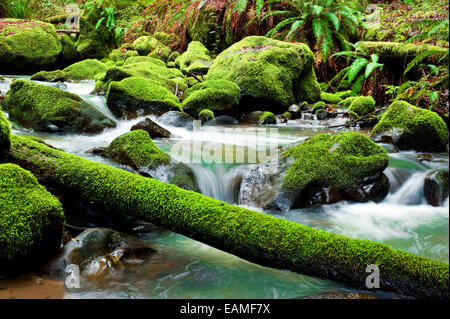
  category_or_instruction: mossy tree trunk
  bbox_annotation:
[7,135,449,299]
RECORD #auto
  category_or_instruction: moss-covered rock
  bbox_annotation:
[108,48,139,63]
[0,163,65,275]
[132,36,171,61]
[265,132,389,210]
[315,108,328,120]
[0,109,11,160]
[207,36,321,112]
[0,19,62,73]
[106,77,182,118]
[348,96,375,120]
[313,101,326,111]
[320,92,342,104]
[240,111,277,125]
[423,170,449,207]
[175,41,212,75]
[370,101,448,152]
[75,1,116,59]
[338,96,358,107]
[3,80,116,133]
[103,130,199,191]
[63,59,108,81]
[198,109,215,124]
[335,90,352,99]
[60,34,80,63]
[30,70,67,82]
[182,79,240,117]
[356,41,448,60]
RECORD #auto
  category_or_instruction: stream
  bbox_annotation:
[0,76,448,299]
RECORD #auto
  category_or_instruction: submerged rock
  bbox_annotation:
[0,19,61,73]
[103,130,199,192]
[46,228,155,280]
[175,41,212,75]
[207,36,321,113]
[260,133,389,211]
[0,164,65,276]
[106,77,181,118]
[424,170,449,207]
[182,79,241,117]
[371,101,448,152]
[3,80,116,133]
[130,117,171,138]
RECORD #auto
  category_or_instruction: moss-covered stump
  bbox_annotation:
[75,1,116,59]
[0,19,62,73]
[265,133,390,211]
[182,80,240,117]
[348,96,376,120]
[132,36,171,61]
[356,41,448,60]
[0,109,11,161]
[3,80,116,133]
[102,130,199,192]
[175,41,212,75]
[370,101,448,152]
[7,134,449,299]
[240,111,277,125]
[0,163,65,276]
[207,36,321,113]
[106,77,182,119]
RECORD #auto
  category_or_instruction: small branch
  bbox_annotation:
[327,107,387,129]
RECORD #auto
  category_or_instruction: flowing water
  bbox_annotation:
[1,77,448,299]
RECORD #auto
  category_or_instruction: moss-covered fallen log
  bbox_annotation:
[8,135,449,299]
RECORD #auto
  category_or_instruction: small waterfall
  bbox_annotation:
[386,171,428,205]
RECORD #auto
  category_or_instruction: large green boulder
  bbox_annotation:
[3,80,116,133]
[0,19,62,73]
[207,36,321,113]
[264,133,389,210]
[75,1,116,59]
[106,77,182,118]
[0,109,11,160]
[182,79,240,117]
[370,101,448,152]
[30,59,107,82]
[103,130,199,192]
[0,163,65,275]
[175,41,212,75]
[132,36,171,61]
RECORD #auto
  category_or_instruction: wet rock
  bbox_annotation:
[130,118,171,138]
[424,170,449,207]
[315,109,328,120]
[45,228,155,278]
[84,147,106,155]
[240,111,276,125]
[211,115,239,125]
[158,111,195,130]
[288,104,301,118]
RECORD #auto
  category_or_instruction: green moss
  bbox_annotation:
[320,91,342,104]
[168,51,180,62]
[356,41,448,59]
[108,48,139,63]
[259,111,276,124]
[132,36,171,61]
[3,80,116,133]
[0,19,62,73]
[0,163,65,271]
[207,36,320,111]
[175,41,212,75]
[182,79,240,117]
[338,96,358,107]
[63,59,108,81]
[8,134,449,299]
[30,70,67,82]
[0,109,11,160]
[313,101,326,111]
[186,3,218,50]
[282,133,389,193]
[319,82,328,91]
[123,55,166,68]
[104,130,170,169]
[60,34,80,63]
[348,96,375,120]
[315,108,327,120]
[106,77,182,118]
[198,109,215,122]
[281,111,293,119]
[300,101,309,110]
[335,90,352,99]
[371,100,448,152]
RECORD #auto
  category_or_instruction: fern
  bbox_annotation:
[404,49,449,75]
[347,58,368,82]
[233,0,250,13]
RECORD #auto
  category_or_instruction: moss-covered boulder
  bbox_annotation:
[370,101,448,152]
[63,59,108,81]
[106,77,182,118]
[130,117,171,139]
[3,80,116,133]
[133,36,171,61]
[313,101,326,111]
[0,109,11,160]
[264,133,389,211]
[348,96,375,119]
[320,92,342,104]
[30,70,67,82]
[103,130,199,192]
[241,111,277,125]
[0,19,62,73]
[423,170,449,207]
[108,48,139,63]
[198,109,215,124]
[182,80,240,117]
[338,96,358,107]
[356,41,448,60]
[60,34,81,63]
[207,36,321,113]
[75,1,116,59]
[175,41,212,75]
[0,163,65,275]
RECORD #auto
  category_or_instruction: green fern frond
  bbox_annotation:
[324,12,339,31]
[351,74,365,95]
[365,61,383,78]
[312,18,324,40]
[286,19,305,40]
[348,57,368,82]
[233,0,249,13]
[266,17,298,37]
[404,49,448,74]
